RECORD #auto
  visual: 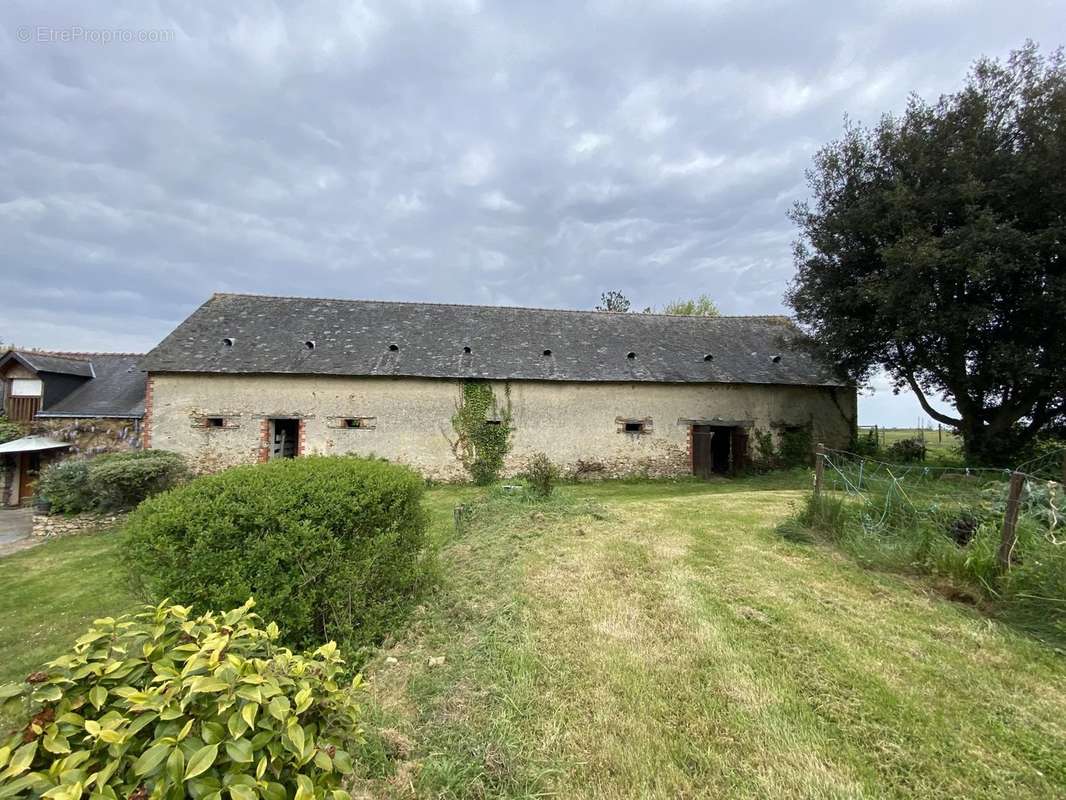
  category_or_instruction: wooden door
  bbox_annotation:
[18,453,39,504]
[692,425,713,478]
[731,429,749,473]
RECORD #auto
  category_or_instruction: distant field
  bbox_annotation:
[857,426,963,464]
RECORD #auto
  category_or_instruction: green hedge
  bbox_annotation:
[122,456,430,661]
[38,450,187,513]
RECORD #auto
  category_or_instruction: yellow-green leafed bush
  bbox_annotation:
[0,599,362,800]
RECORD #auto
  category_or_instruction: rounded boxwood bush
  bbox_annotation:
[88,450,188,511]
[122,456,429,660]
[0,599,362,800]
[38,450,188,514]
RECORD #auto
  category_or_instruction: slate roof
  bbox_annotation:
[35,354,146,418]
[142,293,846,388]
[3,351,94,377]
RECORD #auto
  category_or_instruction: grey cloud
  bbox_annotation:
[0,1,1062,429]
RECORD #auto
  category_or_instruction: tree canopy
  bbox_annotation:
[660,294,721,317]
[595,290,632,313]
[787,43,1066,462]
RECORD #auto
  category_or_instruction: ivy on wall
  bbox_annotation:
[0,415,24,444]
[451,381,512,484]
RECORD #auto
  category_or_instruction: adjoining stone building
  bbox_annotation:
[0,351,145,505]
[141,293,856,481]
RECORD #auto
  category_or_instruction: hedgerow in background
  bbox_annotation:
[38,450,188,514]
[451,381,512,484]
[0,599,362,800]
[123,456,430,661]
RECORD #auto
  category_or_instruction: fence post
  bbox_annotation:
[813,443,826,501]
[997,471,1025,572]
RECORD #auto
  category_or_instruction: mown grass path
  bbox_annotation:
[361,479,1066,799]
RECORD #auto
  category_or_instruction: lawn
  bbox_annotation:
[0,527,137,686]
[2,476,1064,799]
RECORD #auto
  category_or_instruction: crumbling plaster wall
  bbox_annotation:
[147,373,855,479]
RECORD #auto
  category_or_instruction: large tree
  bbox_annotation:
[788,43,1066,462]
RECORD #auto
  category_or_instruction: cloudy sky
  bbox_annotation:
[1,1,1061,426]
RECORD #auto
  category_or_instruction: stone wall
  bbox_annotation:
[147,373,856,480]
[32,417,142,455]
[33,511,125,538]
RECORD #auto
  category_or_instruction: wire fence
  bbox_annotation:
[816,446,1064,540]
[805,444,1066,638]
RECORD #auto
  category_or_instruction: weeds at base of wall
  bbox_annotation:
[752,425,813,472]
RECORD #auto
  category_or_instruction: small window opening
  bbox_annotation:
[703,353,713,362]
[626,351,636,360]
[222,337,234,348]
[624,421,645,433]
[463,346,472,354]
[304,340,316,350]
[343,418,369,429]
[771,354,781,364]
[484,419,502,426]
[388,343,399,352]
[543,348,553,357]
[205,417,225,428]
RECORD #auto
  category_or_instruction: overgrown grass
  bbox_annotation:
[785,480,1066,645]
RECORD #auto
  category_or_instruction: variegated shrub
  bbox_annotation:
[0,599,362,800]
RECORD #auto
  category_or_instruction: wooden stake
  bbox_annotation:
[997,471,1026,572]
[813,442,826,501]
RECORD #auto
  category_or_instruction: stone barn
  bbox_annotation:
[141,293,856,480]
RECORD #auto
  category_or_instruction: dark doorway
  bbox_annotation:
[269,419,299,459]
[692,425,741,477]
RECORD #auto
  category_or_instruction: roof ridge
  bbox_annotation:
[209,292,793,322]
[11,350,144,358]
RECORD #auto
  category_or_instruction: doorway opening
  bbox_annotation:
[269,418,299,459]
[691,425,749,477]
[18,452,41,504]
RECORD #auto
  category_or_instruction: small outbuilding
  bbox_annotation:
[141,293,856,480]
[0,350,146,505]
